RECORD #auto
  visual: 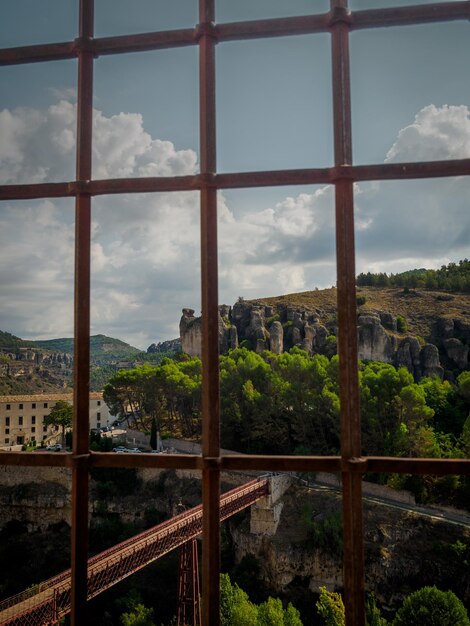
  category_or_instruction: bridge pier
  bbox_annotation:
[250,475,291,536]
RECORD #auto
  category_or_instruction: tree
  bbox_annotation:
[44,400,72,446]
[316,587,345,626]
[366,594,388,625]
[283,603,304,626]
[220,573,258,626]
[120,603,155,626]
[150,417,158,450]
[393,586,470,626]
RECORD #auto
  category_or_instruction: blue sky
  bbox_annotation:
[1,1,470,349]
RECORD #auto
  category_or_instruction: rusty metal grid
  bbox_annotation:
[0,1,470,625]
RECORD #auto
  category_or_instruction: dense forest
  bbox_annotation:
[104,347,470,507]
[357,259,470,292]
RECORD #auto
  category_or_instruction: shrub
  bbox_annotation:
[356,295,367,306]
[266,314,280,327]
[396,315,408,333]
[393,586,470,626]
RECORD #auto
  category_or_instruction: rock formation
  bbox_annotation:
[180,297,470,380]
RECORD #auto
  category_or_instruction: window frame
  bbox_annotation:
[0,2,469,625]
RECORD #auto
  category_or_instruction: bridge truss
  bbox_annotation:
[0,478,269,626]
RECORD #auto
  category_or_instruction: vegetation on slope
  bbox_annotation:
[104,348,470,507]
[357,259,470,292]
[0,330,34,350]
[32,333,142,359]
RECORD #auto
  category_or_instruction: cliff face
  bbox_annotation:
[1,467,469,619]
[180,288,470,379]
[0,465,72,531]
[229,483,470,614]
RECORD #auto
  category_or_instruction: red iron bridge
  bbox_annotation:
[0,477,269,626]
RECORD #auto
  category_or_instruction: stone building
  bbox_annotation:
[0,392,110,449]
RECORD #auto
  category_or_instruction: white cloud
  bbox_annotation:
[0,99,198,184]
[386,104,470,163]
[1,102,470,348]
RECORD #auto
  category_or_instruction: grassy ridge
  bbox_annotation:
[32,334,141,358]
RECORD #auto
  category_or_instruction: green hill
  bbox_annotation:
[32,334,142,359]
[0,330,34,351]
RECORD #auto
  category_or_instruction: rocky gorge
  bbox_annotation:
[0,465,469,624]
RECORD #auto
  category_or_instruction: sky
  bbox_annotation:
[0,0,470,350]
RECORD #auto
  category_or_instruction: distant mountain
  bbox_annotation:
[32,334,142,360]
[0,332,144,394]
[0,330,35,351]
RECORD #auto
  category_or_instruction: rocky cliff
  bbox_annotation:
[1,466,469,621]
[229,482,470,616]
[180,287,470,380]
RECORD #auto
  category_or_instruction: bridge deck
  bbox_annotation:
[0,478,269,626]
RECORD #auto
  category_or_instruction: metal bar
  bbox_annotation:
[0,450,469,474]
[0,42,76,66]
[2,158,470,201]
[217,14,329,40]
[366,457,470,475]
[70,1,94,624]
[331,2,365,624]
[351,1,470,29]
[198,2,220,624]
[1,2,468,67]
[94,28,196,55]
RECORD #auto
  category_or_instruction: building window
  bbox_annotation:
[5,429,9,435]
[96,423,101,429]
[31,427,36,433]
[5,417,10,426]
[4,438,9,444]
[32,403,36,409]
[42,435,47,440]
[97,412,101,419]
[6,404,10,410]
[43,425,47,432]
[19,404,23,410]
[97,400,101,406]
[18,416,23,426]
[43,403,48,409]
[32,416,36,425]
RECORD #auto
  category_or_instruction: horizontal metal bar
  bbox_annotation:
[0,41,76,66]
[351,1,470,30]
[367,456,470,475]
[90,451,202,470]
[1,452,468,474]
[1,159,469,201]
[95,28,196,55]
[221,455,342,472]
[1,3,468,67]
[216,14,329,41]
[0,452,70,467]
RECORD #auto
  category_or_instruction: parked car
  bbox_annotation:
[126,447,141,453]
[112,446,127,453]
[46,443,62,452]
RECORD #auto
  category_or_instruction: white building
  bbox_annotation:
[0,392,111,448]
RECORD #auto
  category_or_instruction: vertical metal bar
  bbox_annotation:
[198,1,220,625]
[71,0,94,623]
[330,1,365,625]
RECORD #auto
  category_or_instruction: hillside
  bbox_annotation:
[32,334,141,360]
[0,332,143,395]
[253,286,470,342]
[0,330,35,351]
